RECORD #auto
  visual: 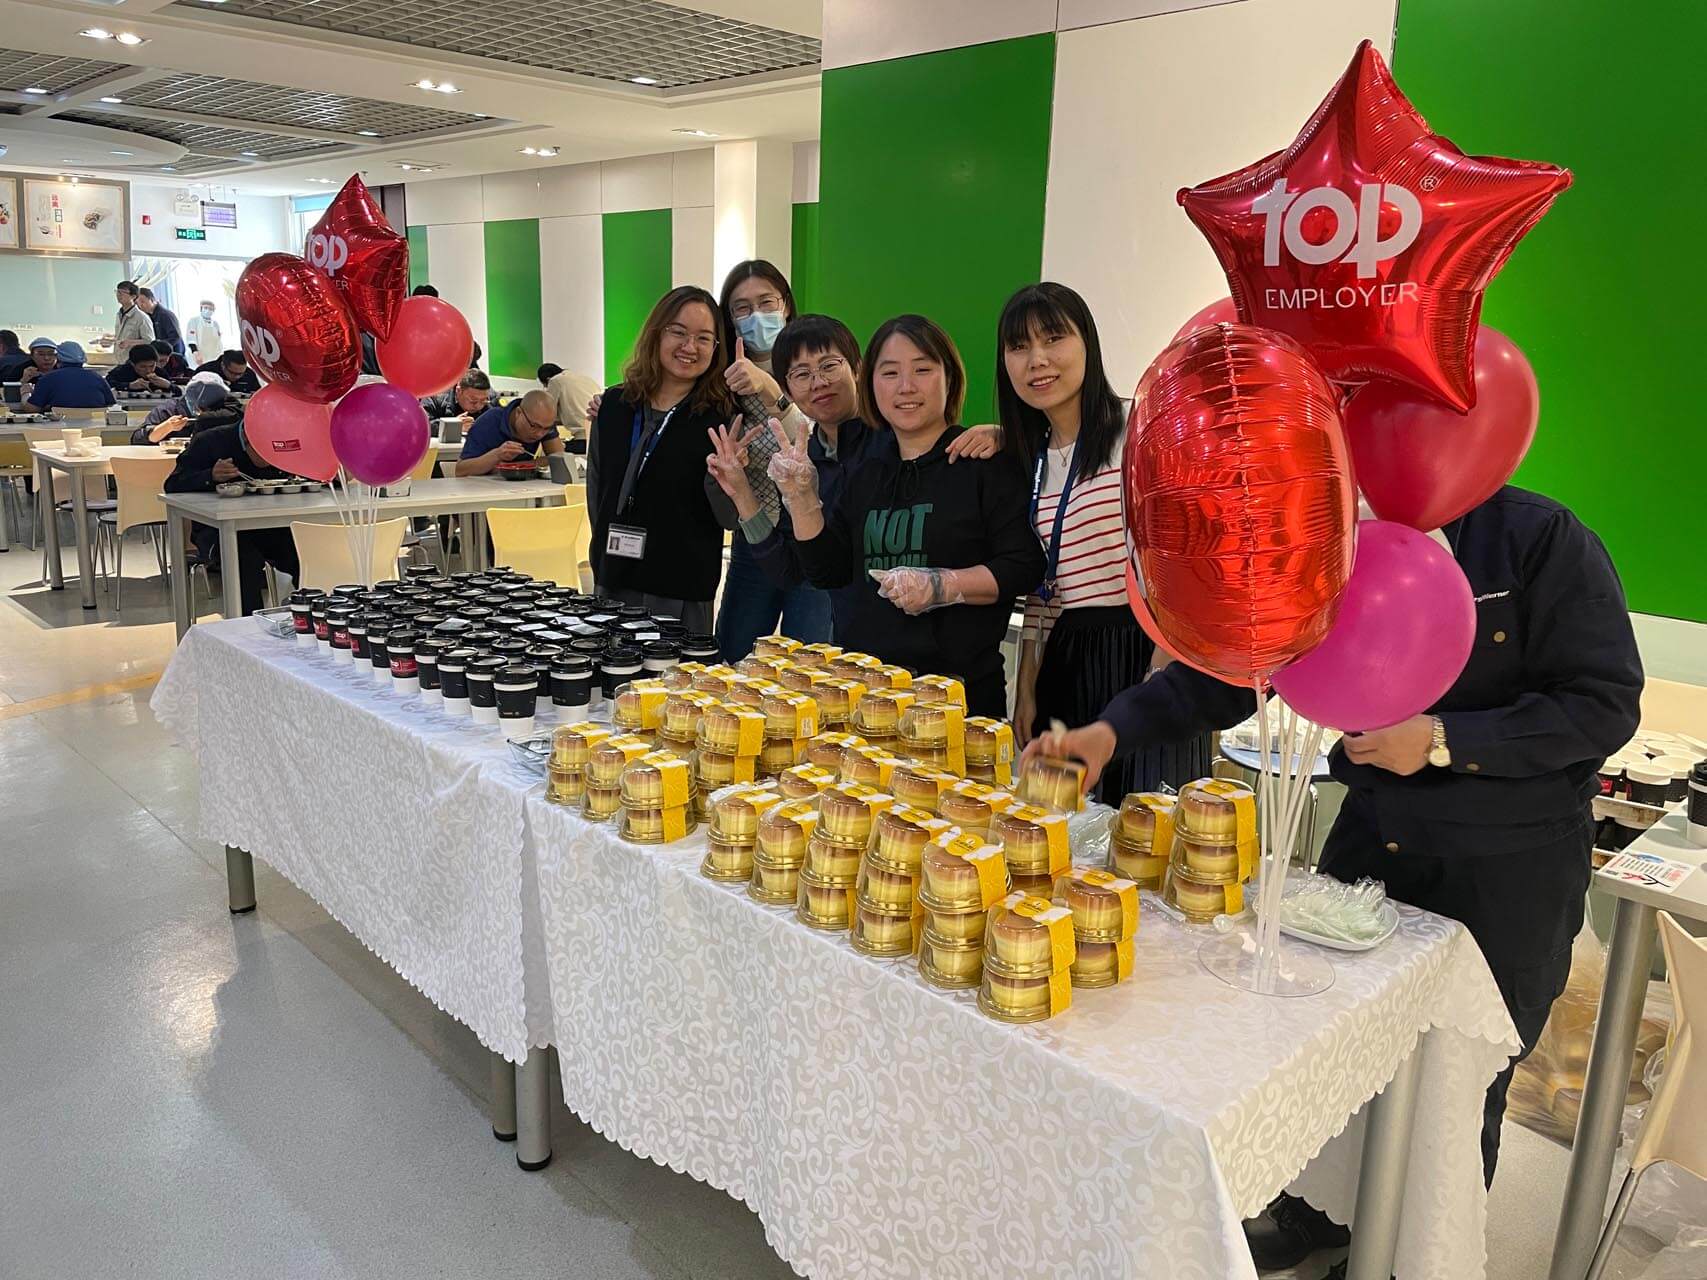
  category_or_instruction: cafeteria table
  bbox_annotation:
[1549,812,1707,1279]
[162,476,567,636]
[29,442,164,608]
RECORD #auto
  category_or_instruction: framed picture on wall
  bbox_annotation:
[22,177,129,256]
[0,176,19,251]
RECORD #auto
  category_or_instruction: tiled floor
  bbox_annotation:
[0,538,1674,1279]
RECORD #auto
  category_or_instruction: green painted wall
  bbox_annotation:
[405,225,430,293]
[818,35,1055,425]
[791,202,821,313]
[483,218,544,380]
[1397,1,1705,622]
[601,209,674,385]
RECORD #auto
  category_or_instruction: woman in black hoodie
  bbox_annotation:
[771,314,1044,716]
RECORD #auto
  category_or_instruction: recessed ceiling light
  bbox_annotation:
[630,76,659,86]
[672,128,720,138]
[21,87,49,95]
[520,146,537,156]
[115,32,148,46]
[99,96,124,104]
[411,78,462,94]
[79,27,113,39]
[356,130,379,137]
[240,150,259,157]
[161,165,177,172]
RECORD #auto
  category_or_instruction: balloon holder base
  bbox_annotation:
[1198,929,1335,999]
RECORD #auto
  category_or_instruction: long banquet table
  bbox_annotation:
[152,618,1520,1279]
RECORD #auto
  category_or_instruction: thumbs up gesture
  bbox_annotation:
[725,335,782,406]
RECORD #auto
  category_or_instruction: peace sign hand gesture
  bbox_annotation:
[765,416,819,513]
[706,414,761,520]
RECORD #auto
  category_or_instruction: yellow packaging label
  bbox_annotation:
[874,663,913,689]
[673,662,706,681]
[799,643,843,662]
[1046,970,1073,1015]
[633,681,669,729]
[919,675,968,709]
[661,805,689,843]
[565,722,612,750]
[731,754,757,784]
[845,745,900,789]
[1005,891,1078,972]
[1111,939,1135,982]
[640,751,692,809]
[966,715,1014,759]
[839,782,897,826]
[1061,867,1140,939]
[1197,779,1260,880]
[782,763,835,792]
[1005,804,1071,875]
[764,692,818,741]
[937,831,1010,908]
[1224,880,1245,914]
[776,798,820,837]
[838,679,871,715]
[725,707,765,756]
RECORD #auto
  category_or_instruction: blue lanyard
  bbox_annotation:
[620,402,681,513]
[1030,438,1081,603]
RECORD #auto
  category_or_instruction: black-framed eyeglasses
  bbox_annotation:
[785,356,848,390]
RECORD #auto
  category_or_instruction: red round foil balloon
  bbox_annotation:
[1178,40,1570,412]
[235,253,360,405]
[1125,323,1356,683]
[304,175,409,340]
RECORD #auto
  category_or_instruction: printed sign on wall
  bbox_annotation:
[22,177,129,256]
[0,176,18,251]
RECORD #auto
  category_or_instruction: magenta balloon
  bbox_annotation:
[329,381,429,486]
[1271,520,1475,732]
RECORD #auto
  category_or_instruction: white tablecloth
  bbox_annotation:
[528,800,1519,1280]
[151,620,554,1063]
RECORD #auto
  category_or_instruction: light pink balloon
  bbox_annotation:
[1271,520,1474,732]
[244,384,338,481]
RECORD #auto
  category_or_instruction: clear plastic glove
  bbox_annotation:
[765,419,820,511]
[870,566,963,615]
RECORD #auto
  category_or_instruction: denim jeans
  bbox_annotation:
[714,535,831,662]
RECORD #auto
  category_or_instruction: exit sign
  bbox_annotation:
[176,227,208,242]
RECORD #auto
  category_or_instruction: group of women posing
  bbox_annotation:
[584,264,1211,799]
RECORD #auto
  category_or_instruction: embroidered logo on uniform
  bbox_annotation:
[1473,590,1510,604]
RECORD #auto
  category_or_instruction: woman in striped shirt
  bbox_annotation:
[997,283,1212,802]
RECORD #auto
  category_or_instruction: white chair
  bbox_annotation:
[101,453,176,613]
[1585,911,1707,1279]
[23,428,114,583]
[290,517,408,592]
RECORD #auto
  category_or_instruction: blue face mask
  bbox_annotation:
[736,311,786,354]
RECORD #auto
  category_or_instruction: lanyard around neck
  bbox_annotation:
[1030,437,1082,603]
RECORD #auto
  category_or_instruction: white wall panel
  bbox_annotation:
[1058,0,1251,28]
[536,162,602,217]
[1040,0,1398,395]
[672,149,715,208]
[672,206,715,290]
[822,0,1055,68]
[792,140,821,204]
[425,221,488,360]
[404,176,484,225]
[129,185,291,259]
[600,154,675,213]
[539,213,603,381]
[480,169,548,221]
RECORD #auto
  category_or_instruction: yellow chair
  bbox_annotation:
[1585,911,1707,1279]
[486,495,586,586]
[0,441,31,549]
[290,517,408,592]
[103,453,176,612]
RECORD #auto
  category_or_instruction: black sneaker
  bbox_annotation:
[1320,1260,1391,1280]
[1243,1193,1351,1270]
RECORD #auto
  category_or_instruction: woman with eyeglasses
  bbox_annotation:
[586,285,734,631]
[997,282,1212,800]
[766,314,1044,717]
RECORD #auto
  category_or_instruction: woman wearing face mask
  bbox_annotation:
[586,285,734,631]
[998,282,1212,800]
[706,313,874,643]
[768,315,1044,717]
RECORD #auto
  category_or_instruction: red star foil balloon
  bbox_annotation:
[304,175,408,340]
[1177,40,1570,410]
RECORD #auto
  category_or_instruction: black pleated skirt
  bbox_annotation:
[1030,605,1215,806]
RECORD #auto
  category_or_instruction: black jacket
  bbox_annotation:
[587,386,729,603]
[793,427,1044,705]
[132,403,242,446]
[749,417,878,640]
[150,306,186,356]
[164,422,285,493]
[194,359,261,394]
[1102,487,1644,858]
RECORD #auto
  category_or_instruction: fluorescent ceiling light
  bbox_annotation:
[100,96,124,104]
[110,150,134,157]
[79,27,113,39]
[240,150,259,157]
[21,87,49,95]
[673,128,719,138]
[115,32,148,46]
[413,78,461,94]
[356,129,379,137]
[630,76,659,85]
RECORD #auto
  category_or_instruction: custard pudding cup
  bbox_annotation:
[853,688,914,735]
[1178,834,1241,883]
[809,676,864,726]
[806,731,865,771]
[551,722,611,769]
[871,663,913,690]
[757,798,819,863]
[1017,755,1087,812]
[546,766,586,806]
[1111,843,1170,887]
[736,655,785,680]
[978,970,1071,1023]
[985,893,1076,976]
[698,705,766,757]
[762,690,819,742]
[753,634,803,660]
[818,783,895,845]
[804,831,865,880]
[619,751,692,809]
[924,901,989,943]
[619,802,693,844]
[990,805,1071,878]
[660,662,705,691]
[581,783,623,822]
[919,835,1010,912]
[937,781,1012,835]
[1165,867,1245,923]
[778,665,818,693]
[796,867,859,930]
[839,744,901,789]
[700,833,755,881]
[913,675,968,709]
[710,785,779,842]
[695,749,758,790]
[918,929,983,988]
[748,851,802,904]
[890,762,953,814]
[1055,867,1140,941]
[871,804,937,870]
[856,860,919,911]
[587,735,655,787]
[1069,938,1134,989]
[850,901,920,956]
[778,763,836,801]
[661,690,716,739]
[792,642,842,669]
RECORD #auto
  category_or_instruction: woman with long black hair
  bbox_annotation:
[997,282,1212,801]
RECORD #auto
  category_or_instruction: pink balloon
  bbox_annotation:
[329,382,429,486]
[1346,327,1539,531]
[244,384,339,482]
[1271,520,1474,732]
[375,296,473,398]
[1169,296,1239,344]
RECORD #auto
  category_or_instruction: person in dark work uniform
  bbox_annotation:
[1025,486,1644,1273]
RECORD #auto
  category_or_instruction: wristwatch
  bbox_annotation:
[1427,716,1452,768]
[774,394,792,414]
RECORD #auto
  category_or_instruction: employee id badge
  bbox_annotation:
[606,524,648,560]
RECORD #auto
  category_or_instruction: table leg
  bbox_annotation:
[37,454,64,590]
[515,1047,552,1171]
[168,511,191,640]
[218,521,242,620]
[470,512,490,572]
[1548,896,1658,1280]
[490,1052,518,1142]
[225,844,257,914]
[1347,1044,1424,1280]
[69,475,96,609]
